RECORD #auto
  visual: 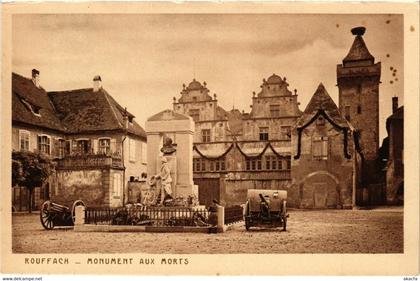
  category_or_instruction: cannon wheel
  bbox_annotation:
[71,200,86,224]
[244,201,250,231]
[40,200,55,230]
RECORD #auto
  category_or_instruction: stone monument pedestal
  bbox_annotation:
[145,109,196,201]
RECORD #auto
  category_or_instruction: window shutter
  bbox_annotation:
[313,137,321,157]
[93,139,98,154]
[322,137,329,158]
[110,139,117,155]
[72,140,78,154]
[53,138,59,157]
[37,135,42,152]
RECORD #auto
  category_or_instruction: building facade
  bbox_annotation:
[173,26,385,208]
[173,74,302,207]
[12,71,147,210]
[384,97,404,204]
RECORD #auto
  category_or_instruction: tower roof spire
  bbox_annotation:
[343,26,374,65]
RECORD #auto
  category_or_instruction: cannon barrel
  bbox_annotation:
[247,189,287,213]
[259,193,268,204]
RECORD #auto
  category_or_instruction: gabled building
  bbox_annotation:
[12,70,147,210]
[173,74,302,207]
[291,83,356,208]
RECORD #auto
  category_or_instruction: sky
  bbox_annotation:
[12,14,403,142]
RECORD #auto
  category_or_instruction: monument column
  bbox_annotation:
[145,109,196,199]
[145,132,162,178]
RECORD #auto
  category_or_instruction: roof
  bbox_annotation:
[343,35,374,64]
[48,88,146,138]
[297,83,349,128]
[226,109,243,136]
[147,109,191,121]
[12,73,65,131]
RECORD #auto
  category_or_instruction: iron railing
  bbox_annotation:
[224,205,244,225]
[85,206,216,227]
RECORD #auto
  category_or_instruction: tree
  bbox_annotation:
[12,150,55,213]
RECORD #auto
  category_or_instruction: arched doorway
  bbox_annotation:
[300,171,340,209]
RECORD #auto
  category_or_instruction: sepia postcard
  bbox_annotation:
[1,2,419,276]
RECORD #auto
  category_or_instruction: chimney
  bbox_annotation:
[392,96,398,113]
[93,75,102,92]
[31,69,40,88]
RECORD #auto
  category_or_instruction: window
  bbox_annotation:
[189,109,200,122]
[98,138,111,155]
[57,139,66,158]
[313,136,329,160]
[259,127,269,141]
[193,158,206,172]
[113,173,122,197]
[281,126,291,139]
[19,130,30,151]
[65,140,71,155]
[265,155,281,170]
[246,158,262,171]
[209,158,225,172]
[357,105,362,114]
[37,135,51,154]
[344,106,351,121]
[192,96,197,102]
[129,138,136,162]
[140,142,147,164]
[202,129,211,143]
[270,104,280,117]
[76,139,90,155]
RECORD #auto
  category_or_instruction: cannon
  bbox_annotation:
[244,189,288,231]
[39,200,85,230]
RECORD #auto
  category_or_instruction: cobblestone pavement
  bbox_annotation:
[12,208,403,254]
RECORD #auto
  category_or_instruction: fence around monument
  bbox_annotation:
[84,206,216,227]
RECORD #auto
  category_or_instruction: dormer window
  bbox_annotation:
[20,98,41,117]
[128,116,133,124]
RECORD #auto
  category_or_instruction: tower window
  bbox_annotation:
[344,106,351,121]
[259,127,269,141]
[357,105,362,114]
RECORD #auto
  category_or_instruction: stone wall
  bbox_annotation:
[222,179,292,207]
[53,169,110,207]
[291,120,355,209]
[338,65,380,161]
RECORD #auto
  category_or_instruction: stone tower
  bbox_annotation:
[337,26,381,162]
